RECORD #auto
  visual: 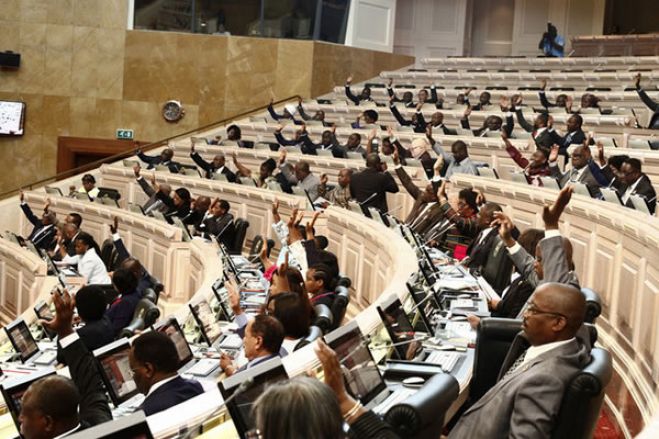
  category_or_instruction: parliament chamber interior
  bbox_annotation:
[1,0,659,438]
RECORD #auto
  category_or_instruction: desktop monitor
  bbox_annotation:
[189,299,222,347]
[219,357,289,439]
[66,411,154,439]
[323,320,386,406]
[155,318,193,368]
[376,294,420,361]
[5,318,40,363]
[0,368,56,434]
[406,282,437,333]
[94,339,140,406]
[218,244,239,277]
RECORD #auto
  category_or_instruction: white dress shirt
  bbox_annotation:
[522,338,575,366]
[78,248,111,285]
[621,175,643,204]
[146,375,179,398]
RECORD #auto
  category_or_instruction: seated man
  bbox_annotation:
[219,315,285,376]
[349,153,399,213]
[52,223,79,262]
[105,268,141,336]
[549,114,587,156]
[277,152,321,200]
[318,169,352,209]
[345,76,373,105]
[387,78,439,107]
[510,103,555,150]
[332,132,366,158]
[56,285,114,365]
[189,141,236,182]
[21,289,112,439]
[129,331,204,416]
[136,147,181,173]
[76,174,100,199]
[306,264,336,308]
[19,190,57,251]
[449,282,590,438]
[352,109,380,129]
[460,106,513,138]
[299,127,345,158]
[392,149,440,223]
[432,184,482,255]
[548,145,602,196]
[267,100,301,123]
[181,195,210,228]
[429,139,478,178]
[470,90,492,111]
[274,124,309,151]
[268,292,313,355]
[538,80,568,110]
[502,132,550,185]
[601,155,656,214]
[110,217,160,297]
[197,198,235,246]
[132,164,171,215]
[297,99,330,126]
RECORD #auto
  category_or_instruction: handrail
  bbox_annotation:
[0,95,303,199]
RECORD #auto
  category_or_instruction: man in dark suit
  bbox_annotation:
[603,157,656,214]
[345,75,373,105]
[110,217,160,297]
[129,331,204,416]
[19,191,57,251]
[136,147,181,173]
[450,282,590,438]
[387,78,440,107]
[197,198,235,246]
[181,195,210,229]
[550,114,587,156]
[52,223,79,262]
[350,153,399,213]
[56,285,114,365]
[548,145,602,196]
[219,315,285,376]
[20,289,111,439]
[189,142,236,182]
[105,268,141,336]
[511,105,555,150]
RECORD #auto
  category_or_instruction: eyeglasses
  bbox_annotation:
[246,429,262,439]
[524,302,567,319]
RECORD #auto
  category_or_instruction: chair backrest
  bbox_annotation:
[580,288,602,323]
[330,286,350,329]
[551,348,612,439]
[213,172,228,181]
[294,326,323,351]
[249,235,264,259]
[118,298,161,339]
[385,373,459,439]
[312,304,334,334]
[316,149,333,157]
[239,176,256,186]
[229,218,249,255]
[99,239,120,272]
[74,192,90,201]
[480,236,514,293]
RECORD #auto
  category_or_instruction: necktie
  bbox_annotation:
[569,167,579,182]
[503,349,527,378]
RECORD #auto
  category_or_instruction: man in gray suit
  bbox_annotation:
[449,282,590,438]
[548,144,601,197]
[133,164,171,215]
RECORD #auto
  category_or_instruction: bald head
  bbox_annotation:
[365,153,381,169]
[523,283,585,345]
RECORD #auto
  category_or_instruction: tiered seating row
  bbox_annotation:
[418,55,659,69]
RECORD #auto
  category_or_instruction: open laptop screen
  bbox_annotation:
[5,318,40,363]
[94,339,139,406]
[0,368,56,434]
[219,357,289,439]
[324,320,386,405]
[155,318,193,368]
[376,295,419,360]
[189,299,222,347]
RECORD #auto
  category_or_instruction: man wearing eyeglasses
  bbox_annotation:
[449,282,590,438]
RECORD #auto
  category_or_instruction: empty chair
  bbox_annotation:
[330,285,350,329]
[239,176,257,186]
[228,218,249,255]
[580,288,602,324]
[627,138,651,150]
[293,326,323,351]
[118,298,161,339]
[596,137,617,148]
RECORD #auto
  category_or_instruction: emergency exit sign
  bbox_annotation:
[116,129,134,140]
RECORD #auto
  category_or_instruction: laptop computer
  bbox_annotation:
[630,194,652,214]
[218,357,289,439]
[0,368,56,435]
[324,320,415,415]
[189,298,243,353]
[540,177,561,190]
[600,187,622,205]
[4,318,56,365]
[570,182,592,198]
[155,317,221,377]
[33,300,57,341]
[211,280,236,322]
[66,411,154,439]
[94,339,143,413]
[172,217,193,242]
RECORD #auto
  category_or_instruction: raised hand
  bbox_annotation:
[543,186,573,230]
[346,75,353,85]
[278,149,287,165]
[433,155,443,176]
[437,180,448,201]
[133,163,141,178]
[425,124,433,140]
[540,79,547,90]
[44,197,51,213]
[150,172,156,186]
[275,124,284,133]
[416,102,424,111]
[190,139,195,153]
[499,96,510,111]
[634,73,641,89]
[367,128,377,141]
[19,189,24,203]
[109,216,119,234]
[549,145,559,163]
[492,211,515,246]
[315,339,360,419]
[387,125,395,138]
[387,78,393,88]
[225,274,243,315]
[320,173,328,186]
[392,147,400,165]
[41,288,75,338]
[465,87,475,97]
[271,199,281,223]
[462,105,472,118]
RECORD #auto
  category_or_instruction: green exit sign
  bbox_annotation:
[116,129,134,140]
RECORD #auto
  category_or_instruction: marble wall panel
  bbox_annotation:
[274,39,314,100]
[20,0,47,24]
[0,0,20,21]
[73,0,100,28]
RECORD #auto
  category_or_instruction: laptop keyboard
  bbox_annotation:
[186,358,220,377]
[425,351,460,372]
[219,333,243,350]
[373,388,416,415]
[32,350,57,365]
[113,393,146,417]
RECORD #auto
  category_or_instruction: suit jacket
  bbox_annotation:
[199,213,235,246]
[20,203,57,250]
[105,290,141,336]
[155,191,191,223]
[190,152,237,182]
[141,376,204,416]
[550,129,586,154]
[389,105,426,133]
[449,335,590,439]
[350,168,399,213]
[56,317,115,365]
[345,85,373,106]
[136,177,169,214]
[394,166,439,223]
[113,236,158,296]
[60,337,112,428]
[514,110,555,150]
[549,163,601,196]
[491,276,535,319]
[604,169,656,214]
[460,114,513,137]
[137,151,181,173]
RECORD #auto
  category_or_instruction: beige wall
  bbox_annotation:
[0,0,413,193]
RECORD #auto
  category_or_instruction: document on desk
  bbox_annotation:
[434,278,478,291]
[476,276,501,302]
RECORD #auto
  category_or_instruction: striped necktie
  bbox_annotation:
[503,349,527,378]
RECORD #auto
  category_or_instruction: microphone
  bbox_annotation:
[606,177,617,190]
[407,292,437,314]
[382,205,403,217]
[214,218,235,242]
[358,192,378,206]
[368,334,432,351]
